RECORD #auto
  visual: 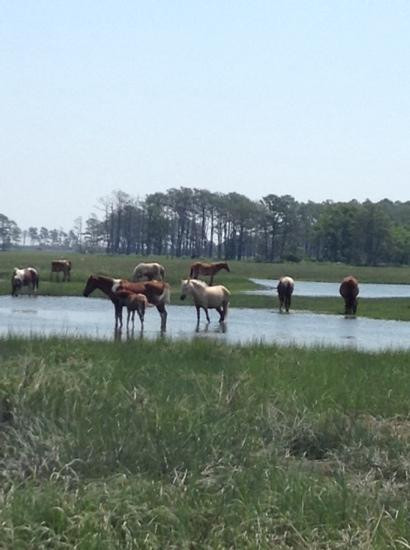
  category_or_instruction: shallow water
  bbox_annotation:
[1,296,410,351]
[248,278,410,298]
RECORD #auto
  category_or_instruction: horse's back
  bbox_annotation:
[339,276,359,298]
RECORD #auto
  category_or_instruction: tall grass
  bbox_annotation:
[0,337,408,547]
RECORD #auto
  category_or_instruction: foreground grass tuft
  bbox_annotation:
[0,337,408,547]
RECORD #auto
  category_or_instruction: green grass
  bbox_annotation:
[0,337,408,548]
[2,251,410,321]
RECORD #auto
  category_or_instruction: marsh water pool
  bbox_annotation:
[247,278,410,298]
[1,295,410,351]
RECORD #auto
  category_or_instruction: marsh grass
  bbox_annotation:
[0,337,408,547]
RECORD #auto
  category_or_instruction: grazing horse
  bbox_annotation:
[277,276,294,313]
[189,261,230,286]
[83,275,170,330]
[180,278,230,323]
[116,290,151,329]
[51,259,72,281]
[11,267,39,296]
[339,276,359,315]
[132,262,165,282]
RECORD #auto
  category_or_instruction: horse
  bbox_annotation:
[83,275,170,330]
[132,262,165,282]
[51,259,72,281]
[277,276,294,313]
[339,276,359,315]
[189,261,230,286]
[11,267,39,296]
[115,290,151,329]
[180,278,230,323]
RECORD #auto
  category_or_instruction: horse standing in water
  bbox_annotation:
[339,276,359,315]
[83,275,170,330]
[132,262,165,282]
[116,290,151,330]
[11,267,39,296]
[180,278,230,323]
[277,276,294,313]
[189,261,230,286]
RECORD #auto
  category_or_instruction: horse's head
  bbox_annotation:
[223,262,230,272]
[180,279,191,300]
[83,275,96,297]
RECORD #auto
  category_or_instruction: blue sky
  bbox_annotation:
[1,1,410,230]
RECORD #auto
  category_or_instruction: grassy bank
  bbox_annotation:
[0,337,409,547]
[2,251,410,321]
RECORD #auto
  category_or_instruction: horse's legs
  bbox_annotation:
[156,303,167,331]
[209,274,214,286]
[216,305,224,322]
[195,305,201,323]
[203,307,210,323]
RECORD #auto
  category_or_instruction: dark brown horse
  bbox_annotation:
[277,276,294,313]
[189,261,230,286]
[11,267,39,296]
[83,275,170,330]
[339,276,359,315]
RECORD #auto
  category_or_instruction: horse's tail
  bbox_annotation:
[159,283,171,304]
[160,266,165,280]
[189,266,194,278]
[223,300,229,319]
[35,272,39,290]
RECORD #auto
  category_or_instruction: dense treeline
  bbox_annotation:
[2,189,410,265]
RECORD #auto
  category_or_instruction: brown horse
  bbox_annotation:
[189,261,230,286]
[339,276,359,315]
[83,275,170,330]
[11,267,39,296]
[51,260,72,281]
[116,290,150,329]
[277,276,294,313]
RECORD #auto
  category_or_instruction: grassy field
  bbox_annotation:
[2,251,410,320]
[0,336,408,548]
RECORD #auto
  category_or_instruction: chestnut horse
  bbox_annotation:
[277,276,294,313]
[11,267,39,296]
[189,261,230,286]
[83,275,170,330]
[180,278,230,323]
[51,260,72,281]
[339,276,359,315]
[116,290,151,329]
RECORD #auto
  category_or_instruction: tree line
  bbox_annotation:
[2,188,410,265]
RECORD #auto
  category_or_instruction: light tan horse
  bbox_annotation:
[132,262,165,281]
[180,278,230,323]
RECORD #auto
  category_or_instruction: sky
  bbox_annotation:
[1,1,410,231]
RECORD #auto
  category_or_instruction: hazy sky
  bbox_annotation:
[2,1,410,230]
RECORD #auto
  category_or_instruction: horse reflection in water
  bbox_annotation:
[195,321,227,335]
[180,278,230,324]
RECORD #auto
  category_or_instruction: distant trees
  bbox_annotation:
[3,190,410,266]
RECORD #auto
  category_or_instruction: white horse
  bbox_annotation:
[132,262,165,282]
[180,279,230,323]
